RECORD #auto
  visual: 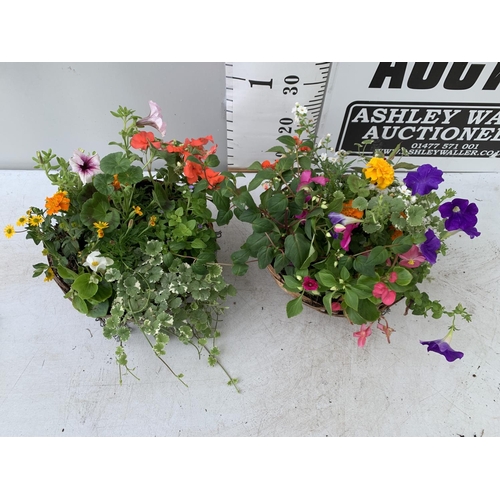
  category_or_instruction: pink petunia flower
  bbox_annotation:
[297,170,329,191]
[340,223,359,251]
[69,150,101,184]
[372,282,396,306]
[136,100,167,137]
[353,324,372,347]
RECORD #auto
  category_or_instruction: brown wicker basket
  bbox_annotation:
[47,255,71,294]
[266,265,398,318]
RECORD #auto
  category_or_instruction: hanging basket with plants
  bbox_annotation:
[4,100,239,389]
[226,103,481,361]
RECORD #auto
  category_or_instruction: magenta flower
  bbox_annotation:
[403,164,444,196]
[303,276,319,291]
[340,223,359,252]
[439,198,480,239]
[388,272,398,283]
[294,209,308,223]
[419,229,441,265]
[297,170,329,191]
[420,331,464,362]
[136,100,166,137]
[353,324,372,347]
[399,245,426,268]
[69,150,101,184]
[372,282,396,306]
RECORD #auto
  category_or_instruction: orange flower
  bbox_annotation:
[190,135,214,148]
[130,131,161,150]
[262,160,278,169]
[390,227,403,240]
[341,200,364,219]
[183,161,204,184]
[45,191,70,215]
[112,174,121,190]
[200,167,225,188]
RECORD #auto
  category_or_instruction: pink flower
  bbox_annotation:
[353,324,372,347]
[69,150,101,183]
[388,271,398,283]
[297,170,329,191]
[136,100,166,137]
[340,223,359,251]
[372,282,396,306]
[302,276,318,291]
[399,245,426,268]
[331,301,342,312]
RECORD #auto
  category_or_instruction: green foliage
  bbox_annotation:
[229,102,478,345]
[13,101,239,390]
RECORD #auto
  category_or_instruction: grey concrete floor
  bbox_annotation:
[1,170,499,436]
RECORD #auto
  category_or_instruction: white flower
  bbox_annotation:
[292,103,308,122]
[83,251,114,272]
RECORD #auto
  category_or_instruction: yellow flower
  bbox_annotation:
[16,215,29,226]
[149,215,157,226]
[4,224,15,238]
[44,267,55,282]
[133,205,143,216]
[93,221,109,238]
[29,214,44,226]
[363,157,394,190]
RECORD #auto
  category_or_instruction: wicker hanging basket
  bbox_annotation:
[266,265,398,318]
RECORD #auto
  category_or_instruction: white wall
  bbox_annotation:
[0,62,227,169]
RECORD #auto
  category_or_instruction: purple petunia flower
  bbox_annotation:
[439,198,481,239]
[420,333,464,362]
[403,164,444,196]
[69,150,101,184]
[136,100,167,137]
[419,229,441,265]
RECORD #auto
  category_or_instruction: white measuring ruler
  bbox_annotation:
[225,62,332,171]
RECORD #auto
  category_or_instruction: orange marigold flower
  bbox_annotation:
[45,191,70,215]
[341,200,364,219]
[391,228,403,240]
[130,131,161,150]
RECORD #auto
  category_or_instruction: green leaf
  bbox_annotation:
[340,266,350,281]
[80,192,110,228]
[298,156,311,170]
[283,275,302,291]
[352,196,368,211]
[71,273,98,300]
[284,233,310,269]
[100,152,131,174]
[87,300,109,318]
[232,263,249,276]
[205,154,220,168]
[267,193,288,219]
[277,135,297,148]
[248,170,276,191]
[257,245,275,269]
[407,206,426,226]
[118,166,144,184]
[191,238,207,249]
[267,146,286,154]
[322,292,335,315]
[286,295,304,318]
[393,266,413,286]
[344,287,359,311]
[316,270,337,288]
[91,281,113,302]
[72,294,89,315]
[93,173,115,195]
[57,265,79,281]
[252,218,278,233]
[366,246,390,266]
[391,235,413,254]
[358,299,381,322]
